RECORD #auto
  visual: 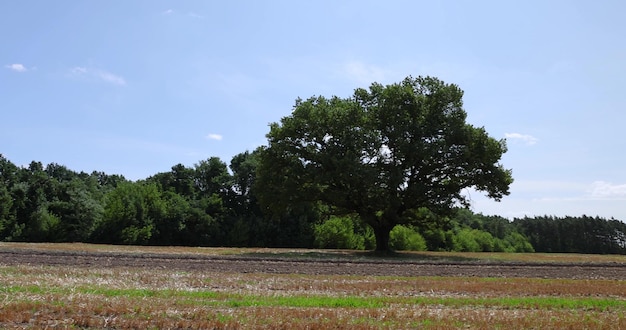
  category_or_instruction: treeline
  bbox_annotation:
[0,152,319,247]
[513,215,626,254]
[1,153,625,254]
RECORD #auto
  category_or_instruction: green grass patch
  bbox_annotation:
[2,284,623,311]
[0,285,219,300]
[223,295,386,308]
[406,296,625,311]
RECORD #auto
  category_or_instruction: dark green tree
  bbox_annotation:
[229,150,261,214]
[13,161,60,241]
[514,215,626,254]
[48,178,104,242]
[0,184,14,238]
[0,155,19,239]
[150,190,215,246]
[93,182,165,245]
[194,157,231,198]
[257,76,513,252]
[146,164,195,198]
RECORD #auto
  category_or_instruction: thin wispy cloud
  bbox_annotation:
[5,63,27,72]
[505,133,538,145]
[70,66,126,86]
[515,180,626,202]
[97,71,126,85]
[590,181,626,200]
[160,9,203,19]
[206,133,223,141]
[71,67,87,74]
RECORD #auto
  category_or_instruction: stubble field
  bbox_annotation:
[0,243,625,329]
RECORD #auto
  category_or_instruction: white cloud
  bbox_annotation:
[498,180,626,202]
[589,181,626,200]
[71,66,88,74]
[160,9,202,18]
[70,66,126,86]
[465,180,626,220]
[206,133,223,141]
[5,63,27,72]
[505,133,538,145]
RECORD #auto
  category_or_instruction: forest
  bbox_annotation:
[1,153,625,254]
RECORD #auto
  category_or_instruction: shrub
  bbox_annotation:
[121,225,153,245]
[359,225,376,250]
[473,230,496,252]
[389,225,427,251]
[505,232,535,252]
[453,228,481,252]
[314,216,365,250]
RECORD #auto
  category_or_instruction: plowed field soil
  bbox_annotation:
[1,246,625,280]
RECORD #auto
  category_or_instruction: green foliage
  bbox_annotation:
[225,218,251,247]
[514,215,626,254]
[0,184,14,235]
[93,182,164,245]
[150,191,214,246]
[23,207,61,242]
[314,216,365,250]
[194,157,231,198]
[389,225,427,251]
[257,76,513,251]
[0,145,622,255]
[453,228,483,252]
[359,224,376,250]
[444,227,534,253]
[504,232,535,253]
[230,150,259,203]
[414,209,535,252]
[120,225,153,245]
[48,179,104,242]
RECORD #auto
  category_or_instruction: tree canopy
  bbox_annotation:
[3,152,626,254]
[257,76,513,251]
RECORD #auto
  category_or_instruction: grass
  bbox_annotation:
[3,282,623,310]
[0,243,625,329]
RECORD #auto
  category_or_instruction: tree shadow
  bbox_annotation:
[240,249,481,262]
[353,250,480,262]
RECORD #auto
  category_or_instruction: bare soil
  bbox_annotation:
[1,247,625,280]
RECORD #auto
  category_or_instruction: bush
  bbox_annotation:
[504,232,535,252]
[359,225,376,250]
[314,216,365,250]
[121,225,153,245]
[390,225,427,251]
[473,230,496,252]
[453,228,482,252]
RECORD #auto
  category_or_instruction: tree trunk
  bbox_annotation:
[373,224,393,252]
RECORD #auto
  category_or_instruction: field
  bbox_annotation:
[0,243,625,329]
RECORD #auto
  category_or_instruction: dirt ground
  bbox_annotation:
[1,247,625,280]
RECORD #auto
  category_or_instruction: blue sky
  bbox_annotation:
[2,1,625,220]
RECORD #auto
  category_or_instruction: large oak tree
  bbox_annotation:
[257,76,513,251]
